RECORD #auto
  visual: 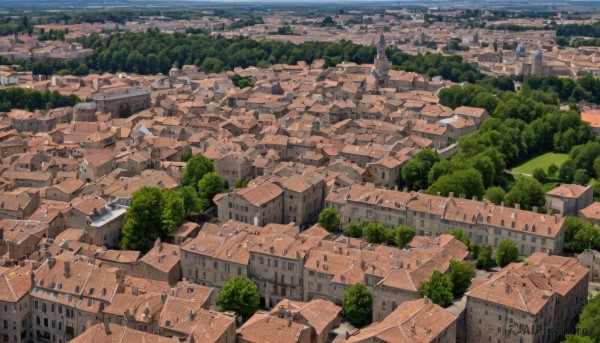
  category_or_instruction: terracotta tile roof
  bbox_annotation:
[237,313,312,343]
[70,323,173,343]
[454,106,488,118]
[139,242,180,274]
[269,299,341,336]
[579,202,600,220]
[0,264,33,302]
[343,299,456,342]
[467,253,589,314]
[546,184,591,198]
[237,182,283,207]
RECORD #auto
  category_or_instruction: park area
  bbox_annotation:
[511,152,569,176]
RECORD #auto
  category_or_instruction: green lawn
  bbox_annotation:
[511,152,569,176]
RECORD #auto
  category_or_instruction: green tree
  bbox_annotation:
[594,156,600,178]
[318,207,341,232]
[120,187,164,253]
[345,220,364,238]
[572,223,600,252]
[197,172,225,210]
[559,160,577,183]
[448,260,474,297]
[563,335,594,343]
[477,245,493,269]
[565,216,588,244]
[160,189,185,233]
[505,177,545,211]
[181,151,192,162]
[394,226,415,247]
[402,149,439,190]
[547,163,559,177]
[449,229,470,247]
[496,239,520,267]
[470,243,482,259]
[233,178,250,189]
[363,222,387,244]
[427,168,485,199]
[484,187,506,205]
[217,276,260,318]
[343,283,372,328]
[178,185,202,215]
[573,169,591,185]
[576,293,600,342]
[181,155,215,190]
[420,269,454,307]
[532,168,547,183]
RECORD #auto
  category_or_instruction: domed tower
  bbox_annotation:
[373,32,391,86]
[169,61,180,78]
[532,49,543,76]
[515,43,527,58]
[514,43,527,76]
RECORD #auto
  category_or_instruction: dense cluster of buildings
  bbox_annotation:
[0,216,590,343]
[0,11,596,342]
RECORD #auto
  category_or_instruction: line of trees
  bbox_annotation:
[556,21,600,38]
[0,88,79,112]
[29,29,481,84]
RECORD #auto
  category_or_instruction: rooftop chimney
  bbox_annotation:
[103,319,110,334]
[154,238,163,252]
[64,260,70,278]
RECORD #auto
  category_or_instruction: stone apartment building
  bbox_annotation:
[465,253,589,343]
[302,235,469,322]
[92,88,151,118]
[249,234,306,307]
[0,263,34,343]
[365,155,409,188]
[327,184,565,256]
[216,173,326,229]
[371,236,469,322]
[182,220,468,325]
[78,154,115,182]
[545,184,594,216]
[275,174,325,229]
[216,153,252,186]
[180,229,253,291]
[267,299,342,343]
[0,189,41,220]
[0,220,50,260]
[578,202,600,225]
[338,298,457,343]
[3,171,53,189]
[128,239,181,285]
[31,255,125,343]
[215,182,284,227]
[577,249,600,282]
[62,197,126,248]
[44,180,85,202]
[102,280,234,342]
[237,314,312,343]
